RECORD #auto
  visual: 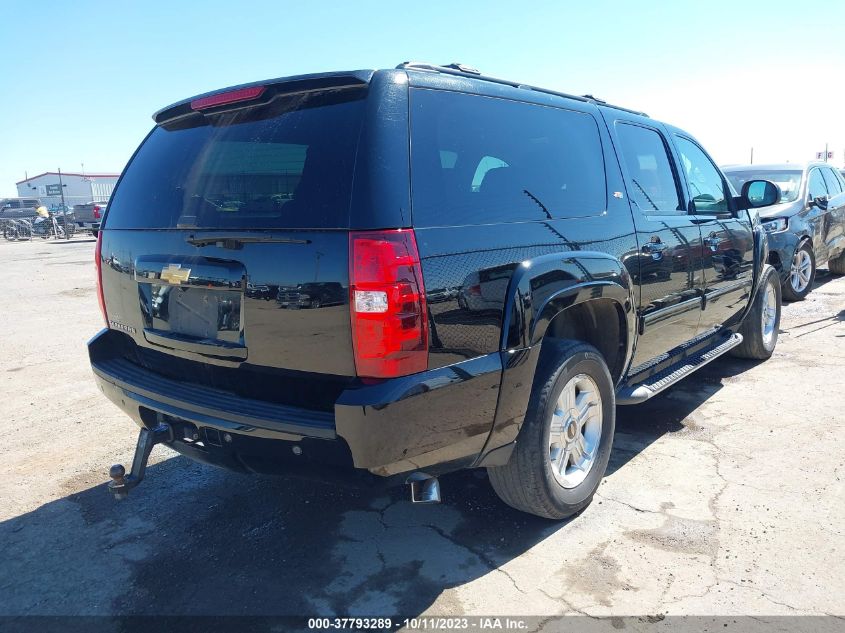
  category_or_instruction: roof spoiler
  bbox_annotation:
[152,70,374,125]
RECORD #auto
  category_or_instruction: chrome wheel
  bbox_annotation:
[548,374,602,489]
[761,280,777,348]
[789,248,812,293]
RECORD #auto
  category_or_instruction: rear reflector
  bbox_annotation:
[95,230,108,327]
[190,86,266,111]
[349,229,428,378]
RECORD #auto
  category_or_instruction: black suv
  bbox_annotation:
[90,63,783,519]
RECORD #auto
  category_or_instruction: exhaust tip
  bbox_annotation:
[408,474,441,504]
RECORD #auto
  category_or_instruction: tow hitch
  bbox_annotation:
[108,423,173,499]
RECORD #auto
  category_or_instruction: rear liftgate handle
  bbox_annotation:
[107,423,173,500]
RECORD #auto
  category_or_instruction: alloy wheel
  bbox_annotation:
[548,373,603,489]
[761,280,778,348]
[790,248,812,293]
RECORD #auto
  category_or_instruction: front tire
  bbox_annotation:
[487,340,615,520]
[731,265,781,360]
[828,250,845,275]
[782,242,814,301]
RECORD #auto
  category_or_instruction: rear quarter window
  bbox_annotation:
[105,88,367,230]
[410,89,606,227]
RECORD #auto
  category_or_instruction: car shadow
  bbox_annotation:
[608,353,760,477]
[0,356,762,619]
[0,454,561,619]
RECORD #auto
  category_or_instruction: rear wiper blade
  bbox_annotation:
[187,233,311,249]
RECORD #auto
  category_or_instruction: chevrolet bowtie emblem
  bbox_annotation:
[160,264,191,285]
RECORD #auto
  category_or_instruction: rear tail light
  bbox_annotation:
[95,231,108,326]
[93,205,101,219]
[349,229,428,378]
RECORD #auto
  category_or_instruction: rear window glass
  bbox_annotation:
[105,88,367,230]
[410,89,606,227]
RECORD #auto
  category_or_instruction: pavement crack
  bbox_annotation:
[594,493,665,515]
[536,587,590,616]
[424,522,527,595]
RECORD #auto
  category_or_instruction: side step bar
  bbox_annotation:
[617,333,743,405]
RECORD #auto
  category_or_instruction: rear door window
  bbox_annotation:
[821,167,842,195]
[615,123,684,215]
[105,89,367,230]
[410,89,606,227]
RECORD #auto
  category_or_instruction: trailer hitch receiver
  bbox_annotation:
[108,423,173,500]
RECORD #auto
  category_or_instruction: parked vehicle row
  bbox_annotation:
[91,63,808,519]
[1,197,108,239]
[722,163,845,300]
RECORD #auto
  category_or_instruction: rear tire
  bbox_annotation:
[781,242,814,301]
[91,230,99,238]
[487,340,615,520]
[731,266,781,360]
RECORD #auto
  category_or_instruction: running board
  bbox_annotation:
[617,333,743,405]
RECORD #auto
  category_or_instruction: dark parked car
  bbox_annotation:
[723,163,845,300]
[0,197,42,220]
[91,63,783,519]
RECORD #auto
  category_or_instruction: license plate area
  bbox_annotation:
[144,284,242,343]
[135,256,246,358]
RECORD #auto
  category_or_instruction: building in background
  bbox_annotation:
[16,172,119,210]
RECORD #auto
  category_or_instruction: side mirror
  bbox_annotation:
[739,180,780,209]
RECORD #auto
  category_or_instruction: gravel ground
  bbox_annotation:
[0,236,843,621]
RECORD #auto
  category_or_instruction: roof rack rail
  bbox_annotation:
[396,62,648,118]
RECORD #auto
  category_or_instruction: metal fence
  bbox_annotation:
[2,214,76,241]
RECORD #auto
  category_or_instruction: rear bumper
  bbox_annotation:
[89,329,502,481]
[77,221,100,230]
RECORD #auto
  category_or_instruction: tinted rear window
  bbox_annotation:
[410,89,606,227]
[105,88,366,229]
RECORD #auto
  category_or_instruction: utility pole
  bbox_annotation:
[58,167,66,210]
[825,143,829,163]
[750,147,754,164]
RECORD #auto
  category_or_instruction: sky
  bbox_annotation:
[1,0,844,197]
